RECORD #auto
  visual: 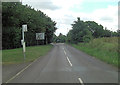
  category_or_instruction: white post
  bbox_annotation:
[22,29,24,41]
[22,25,27,62]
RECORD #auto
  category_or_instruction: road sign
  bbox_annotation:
[22,25,27,32]
[36,33,45,40]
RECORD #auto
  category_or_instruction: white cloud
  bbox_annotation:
[91,5,118,31]
[51,1,118,35]
[39,0,83,36]
[22,0,118,36]
[22,0,61,10]
[81,0,119,3]
[52,0,83,10]
[63,5,118,35]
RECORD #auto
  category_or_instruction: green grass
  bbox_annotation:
[2,45,53,64]
[72,37,119,67]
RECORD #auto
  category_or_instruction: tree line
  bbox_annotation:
[52,33,66,43]
[67,17,119,44]
[53,17,119,44]
[2,2,57,49]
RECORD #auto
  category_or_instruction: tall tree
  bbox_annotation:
[2,2,57,49]
[70,17,92,43]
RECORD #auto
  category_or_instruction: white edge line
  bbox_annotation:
[78,78,84,85]
[5,58,38,83]
[67,57,72,67]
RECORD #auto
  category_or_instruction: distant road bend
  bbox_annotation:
[6,43,118,83]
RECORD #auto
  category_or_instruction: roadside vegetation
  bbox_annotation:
[2,45,52,64]
[72,37,119,67]
[2,2,57,50]
[66,18,119,44]
[53,18,119,67]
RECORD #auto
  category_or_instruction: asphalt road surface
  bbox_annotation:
[5,43,118,83]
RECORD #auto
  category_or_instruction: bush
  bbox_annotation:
[83,35,93,43]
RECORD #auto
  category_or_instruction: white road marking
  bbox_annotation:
[78,78,84,85]
[63,47,72,67]
[5,58,38,83]
[64,50,66,55]
[63,47,67,55]
[67,57,72,67]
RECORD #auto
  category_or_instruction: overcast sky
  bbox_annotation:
[22,0,119,36]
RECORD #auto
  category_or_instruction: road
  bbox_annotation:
[5,43,118,83]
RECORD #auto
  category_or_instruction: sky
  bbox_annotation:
[22,0,119,36]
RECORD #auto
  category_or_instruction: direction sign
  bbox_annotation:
[36,33,45,40]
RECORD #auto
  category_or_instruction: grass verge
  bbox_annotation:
[2,45,53,64]
[71,37,119,67]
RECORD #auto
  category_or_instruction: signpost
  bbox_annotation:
[36,33,45,45]
[21,25,27,62]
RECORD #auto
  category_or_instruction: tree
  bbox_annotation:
[2,2,57,49]
[85,21,105,38]
[67,17,118,44]
[55,33,66,43]
[69,17,92,43]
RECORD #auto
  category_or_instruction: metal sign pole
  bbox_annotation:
[22,30,26,62]
[22,29,24,41]
[22,25,27,63]
[23,42,26,62]
[23,52,26,62]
